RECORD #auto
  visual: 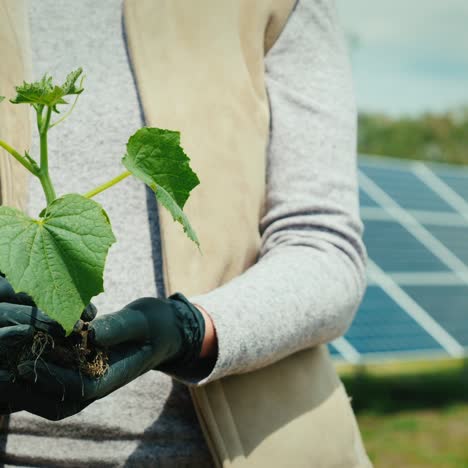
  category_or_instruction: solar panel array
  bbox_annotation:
[330,155,468,364]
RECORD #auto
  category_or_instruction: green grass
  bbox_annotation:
[358,405,468,467]
[339,359,468,467]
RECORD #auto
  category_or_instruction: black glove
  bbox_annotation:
[0,276,97,419]
[17,294,206,419]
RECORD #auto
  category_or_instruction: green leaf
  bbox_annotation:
[0,96,4,103]
[0,194,116,334]
[11,74,53,107]
[122,127,200,246]
[154,185,200,246]
[10,68,84,111]
[60,68,84,96]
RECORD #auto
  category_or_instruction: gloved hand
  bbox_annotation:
[17,293,207,419]
[0,275,97,419]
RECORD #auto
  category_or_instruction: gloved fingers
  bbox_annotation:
[0,277,95,326]
[0,374,90,421]
[21,396,92,421]
[0,356,74,421]
[90,297,168,347]
[81,303,97,322]
[0,276,15,301]
[0,303,63,336]
[18,344,154,401]
[0,324,35,351]
[0,370,42,416]
[0,369,15,384]
[0,403,22,415]
[0,370,23,415]
[74,303,98,332]
[6,292,37,307]
[0,276,36,306]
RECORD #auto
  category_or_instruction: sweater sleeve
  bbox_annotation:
[169,0,367,386]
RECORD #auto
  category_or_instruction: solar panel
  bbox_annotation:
[403,285,468,347]
[364,220,451,272]
[327,343,342,357]
[438,173,468,203]
[346,286,445,355]
[360,164,457,212]
[424,224,468,265]
[359,189,379,207]
[330,156,468,363]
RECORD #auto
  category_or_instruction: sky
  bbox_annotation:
[336,0,468,116]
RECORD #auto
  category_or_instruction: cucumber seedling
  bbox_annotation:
[0,68,200,336]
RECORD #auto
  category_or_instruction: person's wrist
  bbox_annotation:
[194,303,218,359]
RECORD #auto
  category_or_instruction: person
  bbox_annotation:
[0,0,372,466]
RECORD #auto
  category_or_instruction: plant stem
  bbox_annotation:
[84,170,132,199]
[38,107,57,205]
[39,107,52,168]
[0,139,37,174]
[39,175,57,206]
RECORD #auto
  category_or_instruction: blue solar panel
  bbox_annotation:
[333,157,468,364]
[360,164,456,212]
[344,286,445,354]
[424,224,468,266]
[363,219,450,272]
[327,343,341,357]
[359,189,379,207]
[403,285,468,347]
[438,172,468,205]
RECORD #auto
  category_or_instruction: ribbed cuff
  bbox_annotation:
[157,292,206,374]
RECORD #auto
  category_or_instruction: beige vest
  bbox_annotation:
[0,1,372,466]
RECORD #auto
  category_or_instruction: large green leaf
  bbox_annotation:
[122,127,200,246]
[0,194,116,334]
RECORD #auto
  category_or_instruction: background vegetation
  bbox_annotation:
[358,108,468,165]
[339,359,468,467]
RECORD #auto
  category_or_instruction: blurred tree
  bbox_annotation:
[358,108,468,165]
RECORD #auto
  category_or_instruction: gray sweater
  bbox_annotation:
[2,0,366,466]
